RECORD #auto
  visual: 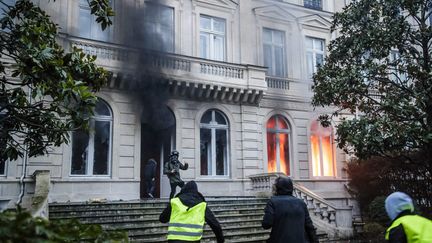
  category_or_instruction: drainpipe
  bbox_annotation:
[17,87,32,205]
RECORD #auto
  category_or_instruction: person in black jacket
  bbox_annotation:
[164,150,189,198]
[159,181,224,243]
[144,158,157,198]
[262,175,318,243]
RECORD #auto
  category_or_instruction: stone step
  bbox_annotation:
[49,202,266,213]
[49,198,268,210]
[50,207,265,220]
[48,197,330,242]
[49,203,267,217]
[126,223,267,238]
[50,212,265,224]
[130,228,271,243]
[102,217,264,232]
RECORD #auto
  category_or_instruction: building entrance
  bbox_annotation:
[140,106,175,198]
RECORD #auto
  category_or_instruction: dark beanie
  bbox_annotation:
[180,181,198,194]
[275,176,293,195]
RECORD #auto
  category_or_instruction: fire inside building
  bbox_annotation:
[0,0,358,238]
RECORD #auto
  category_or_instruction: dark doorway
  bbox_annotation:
[140,106,175,198]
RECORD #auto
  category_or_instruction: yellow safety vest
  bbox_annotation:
[167,197,207,241]
[385,215,432,242]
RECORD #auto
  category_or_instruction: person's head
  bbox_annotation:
[273,175,293,195]
[170,150,179,161]
[385,192,414,221]
[180,181,199,194]
[148,158,156,164]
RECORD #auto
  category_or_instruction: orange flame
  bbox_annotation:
[267,133,277,173]
[267,117,290,175]
[311,134,334,176]
[321,136,334,176]
[279,133,289,175]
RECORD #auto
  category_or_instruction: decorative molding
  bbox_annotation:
[193,0,238,10]
[297,14,332,29]
[253,5,297,23]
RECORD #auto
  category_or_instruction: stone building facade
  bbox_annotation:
[0,0,355,212]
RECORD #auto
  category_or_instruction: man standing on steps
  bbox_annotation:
[164,150,189,199]
[159,181,224,243]
[262,175,318,243]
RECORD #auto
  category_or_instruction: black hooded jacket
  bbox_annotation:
[262,176,318,243]
[159,181,224,243]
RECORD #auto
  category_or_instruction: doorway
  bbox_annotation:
[140,106,175,198]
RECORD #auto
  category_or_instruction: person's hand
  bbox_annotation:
[171,169,175,173]
[184,162,189,167]
[152,178,155,181]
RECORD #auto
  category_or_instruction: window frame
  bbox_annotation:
[263,28,287,77]
[199,15,226,61]
[266,115,291,175]
[389,50,406,82]
[70,99,113,177]
[304,0,323,10]
[309,119,336,177]
[143,2,175,53]
[77,0,114,42]
[306,36,325,78]
[199,109,230,177]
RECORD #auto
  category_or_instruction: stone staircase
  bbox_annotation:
[49,197,329,242]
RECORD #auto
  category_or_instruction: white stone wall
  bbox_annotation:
[0,0,355,203]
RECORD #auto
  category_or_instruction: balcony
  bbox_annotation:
[62,36,268,105]
[265,76,313,100]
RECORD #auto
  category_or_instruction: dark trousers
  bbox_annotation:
[145,179,155,197]
[170,181,185,198]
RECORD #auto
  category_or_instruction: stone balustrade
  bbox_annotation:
[249,173,353,238]
[293,183,337,226]
[64,36,267,90]
[141,52,191,72]
[69,38,132,62]
[266,76,290,90]
[200,62,244,79]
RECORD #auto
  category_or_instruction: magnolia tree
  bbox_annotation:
[0,0,113,163]
[312,0,432,208]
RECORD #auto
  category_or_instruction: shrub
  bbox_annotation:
[362,222,386,242]
[0,207,128,242]
[367,196,388,225]
[347,154,432,218]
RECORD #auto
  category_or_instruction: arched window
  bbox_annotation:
[71,98,113,176]
[200,109,229,176]
[267,115,290,175]
[310,120,335,177]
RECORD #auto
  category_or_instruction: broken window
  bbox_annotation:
[310,119,335,177]
[71,98,112,176]
[200,109,229,176]
[266,115,290,175]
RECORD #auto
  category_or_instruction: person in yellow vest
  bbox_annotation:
[385,191,432,242]
[159,181,224,243]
